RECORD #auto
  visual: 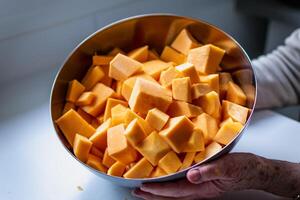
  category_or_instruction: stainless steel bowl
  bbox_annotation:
[50,14,257,188]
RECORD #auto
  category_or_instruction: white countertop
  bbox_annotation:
[0,103,299,200]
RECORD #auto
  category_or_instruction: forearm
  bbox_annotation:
[137,153,300,200]
[252,28,300,109]
[227,153,300,198]
[262,158,300,198]
[250,155,300,198]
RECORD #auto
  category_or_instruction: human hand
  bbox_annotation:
[132,153,272,199]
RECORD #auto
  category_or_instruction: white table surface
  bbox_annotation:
[0,103,299,200]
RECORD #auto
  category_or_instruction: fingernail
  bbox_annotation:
[188,169,201,183]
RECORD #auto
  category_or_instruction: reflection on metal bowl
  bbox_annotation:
[50,14,257,188]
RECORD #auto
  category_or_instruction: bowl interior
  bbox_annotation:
[50,14,256,186]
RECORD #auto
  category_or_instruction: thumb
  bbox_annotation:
[187,160,225,184]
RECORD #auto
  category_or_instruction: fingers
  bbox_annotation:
[133,181,224,200]
[187,153,260,190]
[132,189,196,200]
[187,161,225,184]
[134,153,262,200]
[140,179,200,197]
[132,189,171,200]
[194,180,224,199]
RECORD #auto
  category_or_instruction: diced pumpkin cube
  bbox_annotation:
[76,92,96,106]
[125,162,137,172]
[91,118,101,128]
[167,101,203,118]
[159,67,183,88]
[241,84,255,107]
[171,29,200,55]
[82,66,105,90]
[124,109,153,135]
[199,74,219,94]
[232,69,253,85]
[182,129,205,152]
[77,108,93,124]
[226,82,247,106]
[124,118,147,146]
[145,108,169,131]
[193,113,218,145]
[114,81,123,99]
[89,118,111,151]
[102,148,116,168]
[191,83,212,99]
[56,109,95,146]
[92,55,114,66]
[129,79,172,115]
[86,154,107,173]
[108,47,125,56]
[62,102,75,114]
[107,161,126,177]
[73,134,93,162]
[219,72,233,99]
[109,53,142,81]
[128,45,148,62]
[82,83,115,117]
[159,116,194,153]
[160,46,186,65]
[214,120,243,145]
[99,65,112,87]
[168,61,177,66]
[222,100,248,124]
[136,131,170,166]
[107,124,138,164]
[123,158,154,179]
[194,142,222,163]
[220,117,234,127]
[150,167,167,178]
[187,44,225,74]
[175,63,200,84]
[194,91,221,119]
[148,49,160,60]
[172,77,192,102]
[219,72,232,84]
[121,75,157,102]
[179,152,196,170]
[66,80,85,103]
[143,60,172,80]
[158,151,182,174]
[111,104,128,126]
[104,98,128,121]
[97,114,104,124]
[90,146,104,158]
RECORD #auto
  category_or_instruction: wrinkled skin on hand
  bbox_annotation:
[132,153,300,200]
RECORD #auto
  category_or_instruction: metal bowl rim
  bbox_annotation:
[49,13,257,182]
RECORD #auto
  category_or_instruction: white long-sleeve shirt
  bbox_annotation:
[252,29,300,109]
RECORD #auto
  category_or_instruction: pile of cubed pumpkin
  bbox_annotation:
[56,28,253,179]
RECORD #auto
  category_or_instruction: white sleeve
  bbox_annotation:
[252,28,300,109]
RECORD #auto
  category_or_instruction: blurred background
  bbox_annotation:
[0,0,299,123]
[0,0,299,199]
